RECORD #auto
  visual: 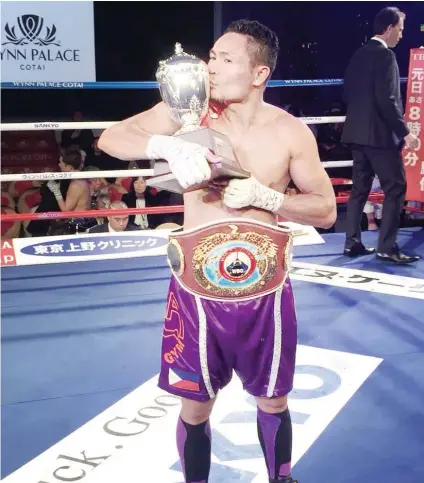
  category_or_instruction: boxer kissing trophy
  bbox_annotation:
[146,43,250,193]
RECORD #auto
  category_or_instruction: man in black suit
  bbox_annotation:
[342,6,419,264]
[88,201,139,233]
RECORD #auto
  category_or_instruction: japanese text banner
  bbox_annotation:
[404,48,424,202]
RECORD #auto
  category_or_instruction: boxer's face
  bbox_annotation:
[58,157,72,172]
[208,33,268,103]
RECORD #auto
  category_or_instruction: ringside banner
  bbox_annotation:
[0,224,325,268]
[0,1,95,81]
[1,231,170,267]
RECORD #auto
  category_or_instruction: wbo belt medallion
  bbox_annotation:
[193,225,278,298]
[167,220,293,301]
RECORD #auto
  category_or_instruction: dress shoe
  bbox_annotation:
[377,251,420,264]
[344,242,376,257]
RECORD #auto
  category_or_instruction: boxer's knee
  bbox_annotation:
[180,397,216,425]
[255,395,288,414]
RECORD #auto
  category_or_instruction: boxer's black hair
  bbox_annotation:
[373,6,405,35]
[61,145,83,170]
[224,19,279,78]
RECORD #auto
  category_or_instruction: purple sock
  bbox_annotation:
[176,417,211,483]
[257,407,292,481]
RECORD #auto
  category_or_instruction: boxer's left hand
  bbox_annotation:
[222,177,285,212]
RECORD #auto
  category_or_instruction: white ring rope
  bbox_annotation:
[0,169,154,183]
[0,121,115,132]
[0,116,346,132]
[0,115,352,183]
[0,160,352,183]
[322,160,353,168]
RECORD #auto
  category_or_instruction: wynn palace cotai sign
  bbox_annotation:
[0,1,96,82]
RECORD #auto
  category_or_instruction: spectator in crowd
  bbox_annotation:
[61,110,94,159]
[88,201,139,233]
[83,166,106,207]
[85,165,126,203]
[122,176,171,229]
[27,146,90,236]
[95,188,112,211]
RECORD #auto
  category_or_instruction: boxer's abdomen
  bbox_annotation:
[182,189,277,230]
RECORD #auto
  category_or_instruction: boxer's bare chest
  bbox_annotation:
[182,109,293,228]
[205,115,290,190]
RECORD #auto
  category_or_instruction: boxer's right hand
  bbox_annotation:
[146,135,221,189]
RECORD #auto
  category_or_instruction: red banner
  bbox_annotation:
[404,48,424,202]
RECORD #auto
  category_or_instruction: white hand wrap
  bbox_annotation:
[223,177,285,212]
[47,181,63,201]
[146,135,212,190]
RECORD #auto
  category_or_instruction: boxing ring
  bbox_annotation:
[1,79,424,483]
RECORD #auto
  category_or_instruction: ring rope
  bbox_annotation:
[0,193,387,223]
[0,169,154,183]
[0,78,408,90]
[0,80,344,90]
[5,194,424,222]
[0,116,347,132]
[0,115,354,183]
[0,161,354,183]
[0,121,115,132]
[0,205,184,222]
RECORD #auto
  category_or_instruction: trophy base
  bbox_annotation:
[146,127,250,194]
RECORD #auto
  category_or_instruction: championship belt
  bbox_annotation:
[167,219,293,301]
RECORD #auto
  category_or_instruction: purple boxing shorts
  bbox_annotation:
[158,275,297,401]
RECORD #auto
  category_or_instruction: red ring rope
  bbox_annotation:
[0,205,184,222]
[0,194,388,223]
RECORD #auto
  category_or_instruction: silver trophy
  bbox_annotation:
[146,43,250,193]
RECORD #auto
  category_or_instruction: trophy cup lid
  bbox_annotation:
[156,42,209,90]
[157,42,198,68]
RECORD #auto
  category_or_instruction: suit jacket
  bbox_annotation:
[342,39,409,150]
[88,222,139,233]
[121,189,183,229]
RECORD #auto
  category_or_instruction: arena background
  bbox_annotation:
[2,1,423,124]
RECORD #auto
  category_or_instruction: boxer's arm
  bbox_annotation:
[276,119,336,229]
[98,102,181,161]
[54,181,83,212]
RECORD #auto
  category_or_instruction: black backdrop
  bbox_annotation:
[1,1,422,122]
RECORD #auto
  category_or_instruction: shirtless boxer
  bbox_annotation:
[28,146,91,236]
[47,145,90,212]
[99,19,336,483]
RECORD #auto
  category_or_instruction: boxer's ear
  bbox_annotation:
[253,65,270,87]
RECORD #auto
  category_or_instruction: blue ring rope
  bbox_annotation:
[0,78,409,90]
